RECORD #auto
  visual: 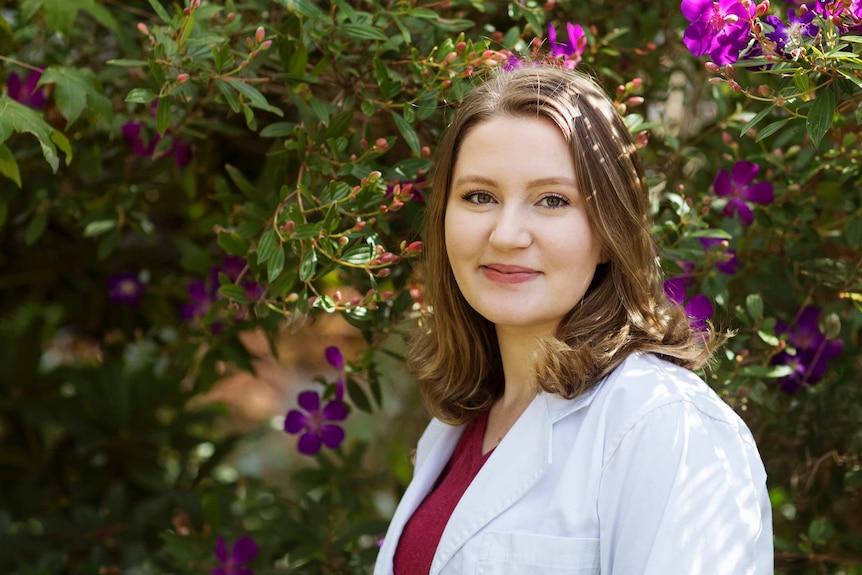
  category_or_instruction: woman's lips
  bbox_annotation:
[481,264,541,284]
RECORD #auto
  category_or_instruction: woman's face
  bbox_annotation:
[444,115,604,338]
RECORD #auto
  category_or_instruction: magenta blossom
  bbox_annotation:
[699,237,740,275]
[284,390,348,455]
[771,307,843,394]
[664,277,714,332]
[548,22,587,67]
[325,345,346,401]
[212,535,258,575]
[503,53,524,71]
[122,121,192,167]
[713,160,774,225]
[681,0,754,64]
[182,257,260,329]
[7,70,47,108]
[764,9,818,56]
[108,272,145,307]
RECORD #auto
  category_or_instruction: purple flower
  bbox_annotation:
[503,53,524,71]
[713,160,774,225]
[548,22,587,67]
[764,9,818,56]
[7,70,47,108]
[212,535,259,575]
[284,390,348,455]
[325,345,346,401]
[699,237,740,275]
[122,120,192,167]
[681,0,754,64]
[664,277,714,332]
[108,272,145,307]
[182,257,260,329]
[108,272,144,307]
[771,307,843,394]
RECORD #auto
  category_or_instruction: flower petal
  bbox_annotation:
[322,399,348,421]
[325,345,343,370]
[685,293,714,323]
[731,160,759,187]
[743,181,774,205]
[230,535,260,563]
[732,199,754,225]
[320,424,345,449]
[663,277,687,304]
[284,409,309,434]
[297,390,320,413]
[681,0,713,22]
[298,431,322,455]
[215,536,228,562]
[713,169,732,197]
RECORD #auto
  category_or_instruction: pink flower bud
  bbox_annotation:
[389,200,404,212]
[405,241,423,254]
[705,62,720,73]
[226,12,236,23]
[375,138,388,151]
[455,41,467,54]
[376,268,391,278]
[381,291,394,300]
[255,26,266,44]
[755,0,769,17]
[260,40,272,51]
[177,73,189,84]
[724,63,734,78]
[626,96,644,106]
[137,22,150,35]
[338,236,349,246]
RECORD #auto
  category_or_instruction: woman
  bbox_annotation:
[374,65,772,575]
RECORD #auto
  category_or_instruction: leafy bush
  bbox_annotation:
[1,0,860,573]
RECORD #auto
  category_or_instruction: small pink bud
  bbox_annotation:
[405,241,423,254]
[137,22,149,35]
[184,7,191,15]
[334,290,343,301]
[724,63,734,78]
[375,138,388,150]
[635,131,649,149]
[192,0,200,8]
[354,221,366,230]
[626,96,644,106]
[376,268,391,278]
[338,236,349,246]
[755,0,769,16]
[260,40,272,51]
[389,200,404,212]
[177,73,189,84]
[455,41,467,54]
[630,77,643,89]
[360,138,368,148]
[421,146,431,157]
[705,62,720,73]
[381,291,394,300]
[255,26,266,44]
[246,37,253,48]
[225,12,236,24]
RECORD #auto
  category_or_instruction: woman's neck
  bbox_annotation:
[494,327,543,408]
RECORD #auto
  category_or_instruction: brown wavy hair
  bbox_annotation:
[408,65,719,425]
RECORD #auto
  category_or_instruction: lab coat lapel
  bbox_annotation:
[374,421,465,575]
[429,393,552,575]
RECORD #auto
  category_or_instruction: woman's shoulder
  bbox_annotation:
[591,352,752,439]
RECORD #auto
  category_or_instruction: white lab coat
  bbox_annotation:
[374,352,773,575]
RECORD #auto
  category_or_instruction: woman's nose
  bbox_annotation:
[488,207,532,250]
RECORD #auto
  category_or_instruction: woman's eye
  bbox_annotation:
[465,191,494,204]
[540,195,569,208]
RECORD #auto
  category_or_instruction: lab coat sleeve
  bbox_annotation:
[596,400,773,575]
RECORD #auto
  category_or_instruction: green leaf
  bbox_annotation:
[755,118,792,143]
[177,11,194,48]
[227,80,284,116]
[745,294,763,321]
[83,219,116,237]
[392,112,420,156]
[347,377,372,413]
[225,164,263,202]
[156,97,171,136]
[25,211,48,245]
[285,0,326,19]
[218,231,249,256]
[806,89,836,148]
[267,246,285,282]
[341,23,389,41]
[0,96,71,171]
[218,283,251,304]
[259,122,296,138]
[107,59,148,67]
[692,229,731,240]
[39,66,98,126]
[41,0,77,33]
[147,0,172,22]
[125,88,158,104]
[216,79,241,113]
[299,249,318,282]
[0,144,21,188]
[739,103,776,137]
[256,228,278,265]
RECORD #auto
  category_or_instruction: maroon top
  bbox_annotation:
[393,410,494,575]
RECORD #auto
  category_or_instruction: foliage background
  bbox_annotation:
[1,0,860,573]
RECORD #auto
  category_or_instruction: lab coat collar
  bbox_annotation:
[429,385,602,575]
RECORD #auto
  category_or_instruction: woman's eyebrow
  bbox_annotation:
[452,175,577,188]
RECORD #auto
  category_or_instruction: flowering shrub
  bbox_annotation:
[1,0,860,573]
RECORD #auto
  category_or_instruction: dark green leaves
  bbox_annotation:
[807,88,836,148]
